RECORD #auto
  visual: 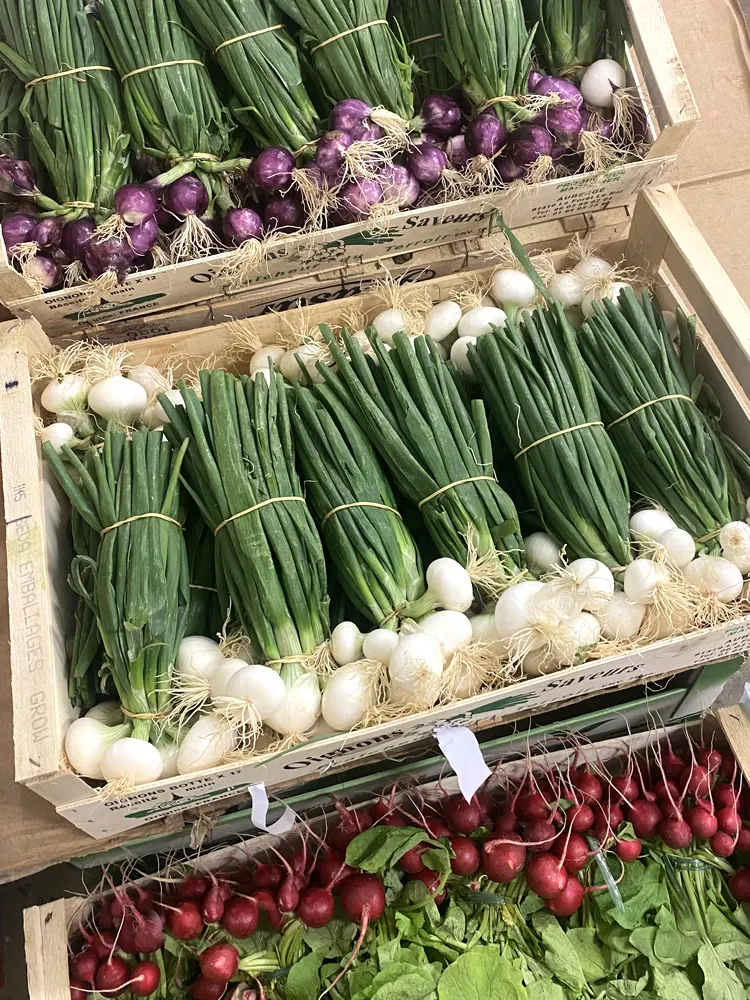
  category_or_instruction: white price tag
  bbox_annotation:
[435,725,491,803]
[248,783,297,835]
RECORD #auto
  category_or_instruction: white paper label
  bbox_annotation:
[248,783,297,834]
[435,725,491,803]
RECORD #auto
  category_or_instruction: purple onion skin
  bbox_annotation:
[421,94,463,140]
[223,207,264,246]
[349,122,383,143]
[315,131,353,177]
[84,234,136,282]
[465,114,508,158]
[446,134,470,168]
[27,253,62,290]
[497,157,527,183]
[538,106,584,148]
[580,107,615,142]
[114,183,159,225]
[127,216,159,256]
[155,204,180,235]
[551,142,566,163]
[507,125,553,167]
[378,165,420,208]
[164,175,210,218]
[406,141,448,186]
[253,147,295,195]
[528,69,544,90]
[329,99,373,133]
[531,75,583,110]
[32,217,64,250]
[0,157,36,193]
[61,218,95,262]
[304,163,335,192]
[340,179,383,219]
[264,193,305,231]
[2,212,38,251]
[132,152,160,181]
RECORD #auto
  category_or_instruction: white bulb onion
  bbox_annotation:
[490,270,536,309]
[64,717,132,780]
[660,527,695,569]
[372,308,406,345]
[265,672,322,736]
[572,256,613,280]
[548,271,585,308]
[580,59,627,109]
[425,557,474,612]
[41,373,89,414]
[684,556,743,603]
[100,738,164,785]
[362,628,399,665]
[597,591,647,640]
[630,509,676,543]
[249,344,285,374]
[176,636,225,683]
[388,633,444,709]
[208,658,246,700]
[457,306,507,339]
[417,610,473,657]
[623,558,668,605]
[128,364,166,396]
[524,532,563,575]
[177,716,235,774]
[424,300,462,342]
[41,422,76,453]
[331,621,366,666]
[224,664,287,720]
[322,662,376,731]
[88,376,148,426]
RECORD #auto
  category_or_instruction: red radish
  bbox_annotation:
[659,799,682,822]
[686,804,718,840]
[553,832,589,873]
[482,833,526,883]
[567,804,594,832]
[591,825,615,848]
[278,876,300,913]
[297,887,335,928]
[654,779,678,800]
[190,976,227,1000]
[615,839,641,862]
[95,957,131,995]
[443,795,483,834]
[574,770,603,804]
[525,853,567,899]
[70,979,88,999]
[494,812,519,833]
[97,903,114,930]
[737,826,750,851]
[594,802,623,829]
[253,889,282,931]
[720,753,737,779]
[659,819,692,849]
[424,819,453,840]
[545,874,584,916]
[130,961,161,997]
[132,908,164,953]
[116,913,140,954]
[450,836,480,876]
[710,831,736,857]
[329,800,374,852]
[221,897,259,939]
[474,790,495,819]
[523,820,557,852]
[629,801,662,839]
[86,928,116,960]
[410,869,446,904]
[696,747,722,771]
[730,867,750,901]
[316,852,356,889]
[70,949,98,985]
[200,943,240,983]
[717,807,741,835]
[516,791,549,822]
[399,843,428,874]
[715,785,740,810]
[202,884,226,924]
[253,863,284,890]
[370,797,393,820]
[612,774,639,802]
[167,899,204,940]
[339,874,386,925]
[662,752,685,780]
[680,764,710,798]
[179,874,209,900]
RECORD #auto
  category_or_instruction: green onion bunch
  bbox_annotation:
[470,304,632,569]
[291,382,426,628]
[392,0,455,101]
[523,0,605,77]
[0,68,25,156]
[577,290,746,542]
[184,505,223,640]
[178,0,320,153]
[0,0,131,219]
[43,427,190,743]
[317,328,525,587]
[439,0,535,121]
[159,370,329,665]
[273,0,414,119]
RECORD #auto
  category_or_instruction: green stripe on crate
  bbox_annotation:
[63,293,165,321]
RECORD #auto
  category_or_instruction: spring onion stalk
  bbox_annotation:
[177,0,319,152]
[273,0,414,119]
[522,0,606,77]
[0,0,131,219]
[470,305,632,569]
[392,0,455,101]
[43,427,190,743]
[291,382,427,628]
[0,68,25,156]
[439,0,535,122]
[577,291,746,544]
[184,504,223,639]
[316,327,525,589]
[159,370,329,670]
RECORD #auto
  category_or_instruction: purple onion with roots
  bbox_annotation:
[84,234,136,283]
[2,212,38,251]
[127,216,159,256]
[264,193,305,231]
[421,94,463,139]
[378,165,420,207]
[155,204,180,235]
[253,147,296,195]
[406,140,448,185]
[113,183,159,226]
[223,207,264,246]
[551,142,566,163]
[330,99,373,133]
[446,134,470,168]
[507,125,553,167]
[0,157,36,193]
[26,253,62,289]
[200,216,223,241]
[340,179,383,219]
[61,218,96,262]
[528,69,544,91]
[539,106,584,147]
[580,107,615,141]
[349,122,383,143]
[465,115,508,158]
[163,175,210,219]
[132,152,161,181]
[315,131,353,177]
[31,217,64,249]
[531,75,583,110]
[497,157,527,183]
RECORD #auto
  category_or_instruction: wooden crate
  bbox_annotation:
[22,704,750,1000]
[3,185,750,840]
[0,0,697,338]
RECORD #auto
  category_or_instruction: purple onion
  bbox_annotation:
[420,94,462,140]
[2,212,38,251]
[406,140,448,186]
[465,115,508,158]
[113,183,159,226]
[132,152,160,181]
[528,69,544,91]
[507,125,553,167]
[580,107,615,142]
[60,218,95,262]
[31,217,64,250]
[551,142,566,164]
[127,215,159,256]
[497,157,527,183]
[315,131,353,177]
[163,175,209,219]
[340,179,383,219]
[540,106,584,148]
[201,215,223,242]
[84,234,136,283]
[531,75,583,110]
[26,253,62,290]
[330,99,373,133]
[378,165,420,208]
[304,163,336,191]
[155,203,180,235]
[264,193,304,231]
[0,157,36,194]
[349,122,383,143]
[253,147,295,195]
[223,207,264,246]
[446,134,470,169]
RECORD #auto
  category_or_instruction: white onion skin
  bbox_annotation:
[177,717,235,774]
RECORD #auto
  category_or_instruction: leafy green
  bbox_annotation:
[532,912,587,993]
[650,967,701,1000]
[630,907,701,967]
[303,920,356,958]
[437,947,528,1000]
[595,860,669,930]
[566,927,613,980]
[346,827,438,874]
[698,944,747,1000]
[286,947,328,1000]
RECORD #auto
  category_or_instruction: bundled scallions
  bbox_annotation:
[184,505,223,639]
[522,0,606,78]
[392,0,455,101]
